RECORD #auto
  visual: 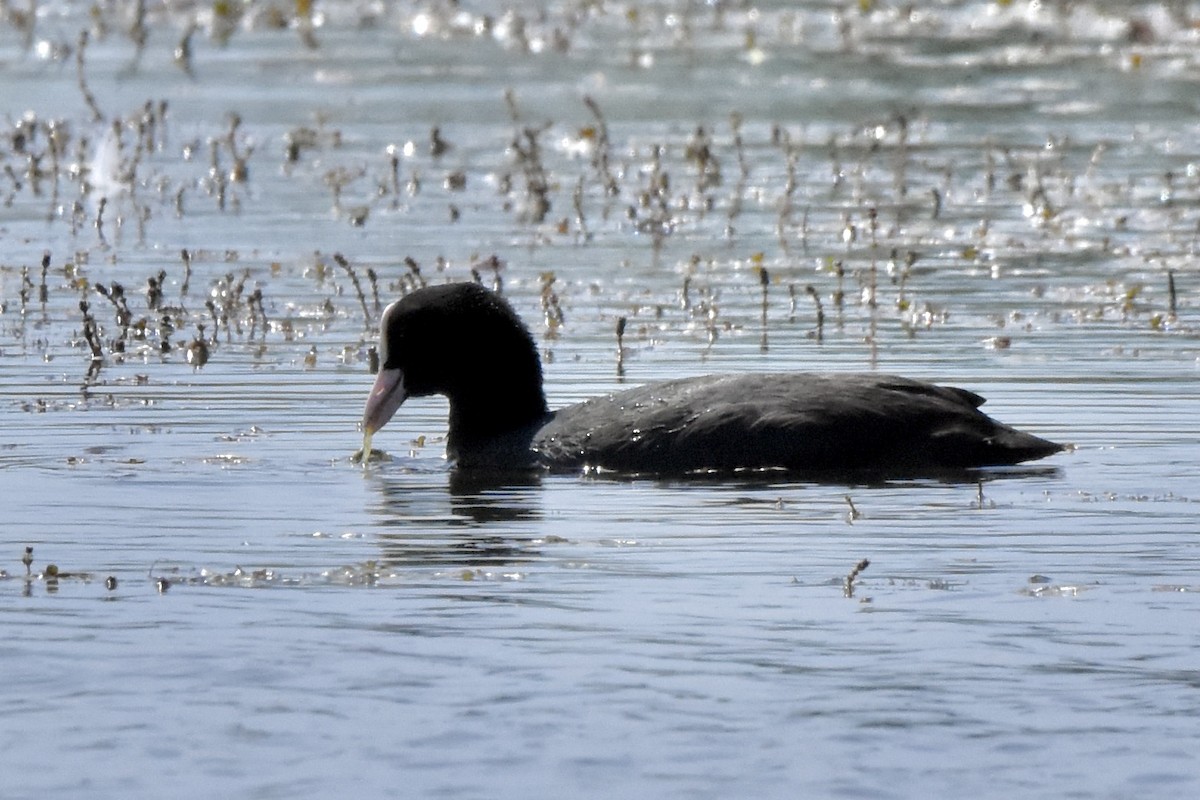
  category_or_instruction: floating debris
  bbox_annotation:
[844,495,861,523]
[186,327,210,367]
[615,315,627,376]
[843,558,870,598]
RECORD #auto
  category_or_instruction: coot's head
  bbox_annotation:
[362,282,548,445]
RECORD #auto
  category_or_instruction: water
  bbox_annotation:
[3,2,1200,797]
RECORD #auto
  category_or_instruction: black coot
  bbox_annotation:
[361,282,1063,475]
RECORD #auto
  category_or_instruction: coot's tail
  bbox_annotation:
[930,424,1064,468]
[990,428,1064,465]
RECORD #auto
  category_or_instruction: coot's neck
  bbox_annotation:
[446,385,549,462]
[447,385,548,440]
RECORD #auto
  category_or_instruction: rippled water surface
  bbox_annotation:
[3,2,1200,797]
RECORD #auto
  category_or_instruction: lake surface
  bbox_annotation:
[2,2,1199,797]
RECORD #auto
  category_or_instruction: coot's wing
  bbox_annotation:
[533,373,1059,474]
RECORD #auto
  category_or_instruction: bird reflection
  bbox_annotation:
[366,466,547,570]
[447,469,545,522]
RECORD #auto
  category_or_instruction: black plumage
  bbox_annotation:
[362,282,1063,476]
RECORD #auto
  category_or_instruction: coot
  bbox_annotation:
[361,282,1063,475]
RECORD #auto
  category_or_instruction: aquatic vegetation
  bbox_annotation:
[843,557,870,598]
[2,543,532,596]
[1,0,1196,444]
[0,546,105,596]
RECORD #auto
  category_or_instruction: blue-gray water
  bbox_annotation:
[2,2,1199,797]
